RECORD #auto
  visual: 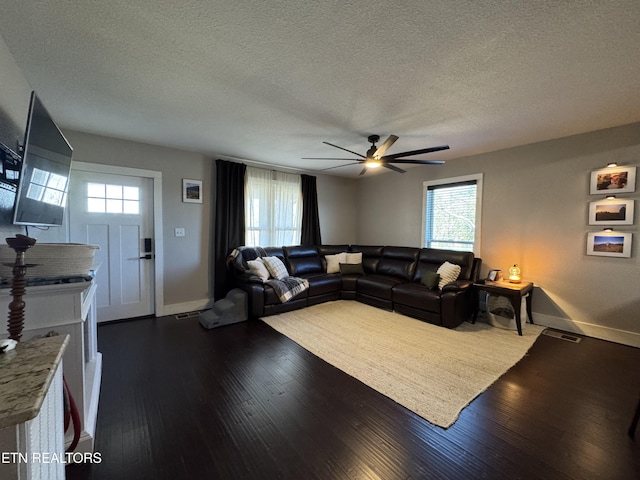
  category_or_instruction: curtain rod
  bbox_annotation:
[216,154,307,173]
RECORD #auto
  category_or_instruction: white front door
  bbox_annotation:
[68,169,155,322]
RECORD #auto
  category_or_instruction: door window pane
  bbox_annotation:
[88,183,140,214]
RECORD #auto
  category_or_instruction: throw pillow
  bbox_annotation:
[261,256,289,280]
[345,252,363,264]
[339,262,365,275]
[325,252,347,274]
[436,261,461,289]
[247,259,270,282]
[420,271,440,289]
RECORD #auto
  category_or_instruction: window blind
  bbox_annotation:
[424,180,477,251]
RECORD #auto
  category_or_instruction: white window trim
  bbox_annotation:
[421,173,483,255]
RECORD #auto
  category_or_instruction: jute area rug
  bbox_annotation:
[262,300,545,428]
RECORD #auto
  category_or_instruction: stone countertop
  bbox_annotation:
[0,335,69,429]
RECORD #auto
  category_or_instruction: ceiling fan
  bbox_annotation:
[303,134,449,175]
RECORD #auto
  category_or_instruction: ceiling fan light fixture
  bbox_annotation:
[365,159,382,169]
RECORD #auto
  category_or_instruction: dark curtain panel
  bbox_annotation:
[300,174,322,245]
[214,159,246,300]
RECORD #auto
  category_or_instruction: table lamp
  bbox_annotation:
[508,264,521,283]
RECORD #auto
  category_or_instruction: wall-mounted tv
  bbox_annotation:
[13,91,73,226]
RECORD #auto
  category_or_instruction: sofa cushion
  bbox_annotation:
[392,283,441,313]
[350,245,384,273]
[262,256,289,280]
[318,245,350,256]
[437,261,461,289]
[340,274,358,292]
[284,245,324,276]
[263,247,285,260]
[302,272,342,297]
[377,246,419,281]
[357,274,403,301]
[414,249,475,282]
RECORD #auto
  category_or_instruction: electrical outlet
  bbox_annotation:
[175,228,185,237]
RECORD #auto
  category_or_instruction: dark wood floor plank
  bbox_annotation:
[65,315,640,480]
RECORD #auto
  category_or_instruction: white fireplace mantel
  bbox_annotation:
[0,280,101,454]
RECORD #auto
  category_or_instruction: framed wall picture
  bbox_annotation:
[586,231,632,258]
[182,179,203,203]
[590,166,636,194]
[588,198,634,225]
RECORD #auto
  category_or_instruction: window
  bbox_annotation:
[245,167,302,246]
[422,174,483,253]
[87,183,140,214]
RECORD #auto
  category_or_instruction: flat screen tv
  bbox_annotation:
[13,91,73,226]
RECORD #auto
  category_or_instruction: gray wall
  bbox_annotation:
[0,36,30,149]
[63,131,212,308]
[317,174,358,244]
[357,123,640,344]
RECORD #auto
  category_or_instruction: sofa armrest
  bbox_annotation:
[231,271,265,284]
[232,281,265,318]
[440,280,475,328]
[441,279,473,293]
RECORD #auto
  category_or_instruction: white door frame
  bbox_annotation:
[69,161,165,317]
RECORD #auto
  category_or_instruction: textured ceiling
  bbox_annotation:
[1,1,639,177]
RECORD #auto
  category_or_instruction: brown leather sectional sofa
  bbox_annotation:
[230,244,482,328]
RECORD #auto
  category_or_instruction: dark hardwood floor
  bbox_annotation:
[66,311,640,480]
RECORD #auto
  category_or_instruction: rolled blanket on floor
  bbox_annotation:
[488,294,514,319]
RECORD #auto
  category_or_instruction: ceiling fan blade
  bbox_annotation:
[320,162,363,171]
[390,159,445,165]
[359,167,368,176]
[323,141,366,158]
[383,145,450,160]
[373,135,399,158]
[302,157,361,160]
[383,163,406,173]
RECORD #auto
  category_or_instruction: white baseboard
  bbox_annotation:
[479,296,640,348]
[533,313,640,348]
[159,298,213,317]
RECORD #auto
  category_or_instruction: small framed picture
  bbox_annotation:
[182,179,203,203]
[487,269,502,281]
[590,166,636,194]
[586,231,632,258]
[588,198,634,225]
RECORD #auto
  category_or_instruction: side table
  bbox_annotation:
[473,280,534,336]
